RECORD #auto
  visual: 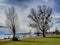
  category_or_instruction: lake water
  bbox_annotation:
[0,34,36,39]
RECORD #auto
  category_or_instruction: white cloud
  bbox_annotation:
[52,13,60,19]
[42,0,48,2]
[49,23,60,32]
[0,0,5,2]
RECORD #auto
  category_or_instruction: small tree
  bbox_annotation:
[29,30,32,37]
[5,6,19,41]
[28,5,52,37]
[55,27,60,35]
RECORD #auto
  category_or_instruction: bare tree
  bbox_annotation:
[5,6,19,41]
[28,5,52,37]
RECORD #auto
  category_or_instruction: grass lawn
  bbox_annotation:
[0,35,60,45]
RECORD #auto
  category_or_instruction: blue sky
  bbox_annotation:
[0,0,60,34]
[54,0,60,13]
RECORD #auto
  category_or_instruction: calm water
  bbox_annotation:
[0,34,36,39]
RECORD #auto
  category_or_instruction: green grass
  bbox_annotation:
[0,35,60,45]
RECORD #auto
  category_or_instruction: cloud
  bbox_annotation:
[0,0,6,3]
[42,0,48,2]
[52,13,60,18]
[49,22,60,32]
[0,0,60,32]
[54,0,60,13]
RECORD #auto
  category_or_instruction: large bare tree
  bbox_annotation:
[6,6,19,41]
[28,5,52,37]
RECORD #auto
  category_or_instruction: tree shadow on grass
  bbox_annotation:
[20,40,46,43]
[46,37,60,38]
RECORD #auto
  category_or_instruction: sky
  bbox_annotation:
[0,0,60,34]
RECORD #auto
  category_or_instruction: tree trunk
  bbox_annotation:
[13,26,15,38]
[12,26,18,41]
[43,30,46,37]
[37,29,40,36]
[37,32,40,36]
